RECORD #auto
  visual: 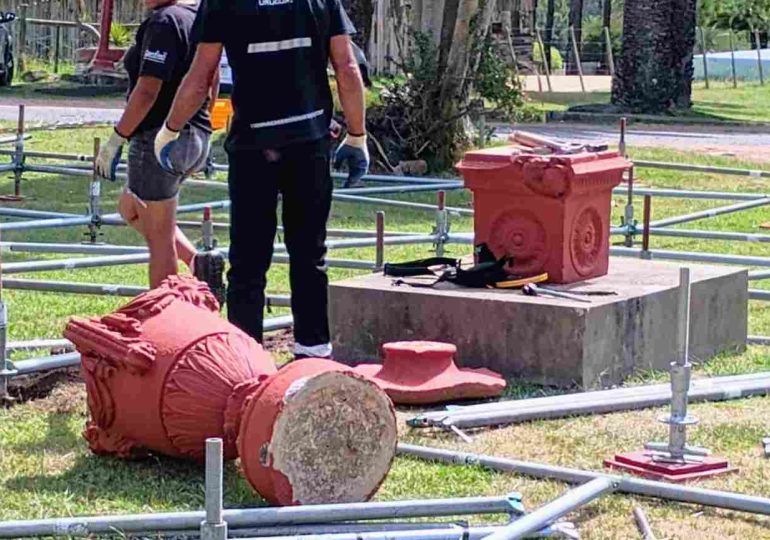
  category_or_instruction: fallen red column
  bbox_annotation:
[65,275,397,505]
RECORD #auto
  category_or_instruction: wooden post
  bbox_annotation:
[755,29,764,85]
[698,27,709,89]
[18,4,27,75]
[535,27,552,92]
[603,26,615,77]
[729,30,737,88]
[570,25,586,93]
[54,25,61,74]
[642,195,652,259]
[505,30,520,79]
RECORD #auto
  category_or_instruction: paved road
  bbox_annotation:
[493,122,770,148]
[2,103,770,152]
[0,104,121,125]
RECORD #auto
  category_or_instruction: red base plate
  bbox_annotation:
[604,450,736,482]
[0,195,23,202]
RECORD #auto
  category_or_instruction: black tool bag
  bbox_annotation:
[383,247,512,289]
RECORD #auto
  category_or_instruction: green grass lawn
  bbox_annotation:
[0,127,769,539]
[527,80,770,124]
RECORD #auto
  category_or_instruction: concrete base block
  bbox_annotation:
[329,258,748,388]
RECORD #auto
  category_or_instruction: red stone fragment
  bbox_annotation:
[239,358,398,506]
[353,341,506,405]
[64,276,398,506]
[604,450,736,482]
[457,148,630,283]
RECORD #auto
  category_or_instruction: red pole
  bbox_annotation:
[92,0,115,70]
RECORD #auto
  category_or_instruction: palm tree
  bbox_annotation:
[611,0,697,113]
[566,0,583,75]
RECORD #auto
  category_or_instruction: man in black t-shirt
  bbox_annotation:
[155,0,368,358]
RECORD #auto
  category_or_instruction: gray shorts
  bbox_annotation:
[127,125,210,201]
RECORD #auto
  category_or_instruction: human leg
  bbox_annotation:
[279,137,333,357]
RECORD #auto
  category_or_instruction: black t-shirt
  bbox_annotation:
[124,3,211,134]
[194,0,355,150]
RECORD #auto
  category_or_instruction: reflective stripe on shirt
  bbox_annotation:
[249,108,324,129]
[247,37,311,54]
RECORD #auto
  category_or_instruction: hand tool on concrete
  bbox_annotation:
[509,131,609,155]
[493,272,549,289]
[521,283,592,303]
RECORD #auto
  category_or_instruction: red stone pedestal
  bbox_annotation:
[65,276,397,505]
[457,148,630,283]
[353,341,505,405]
[604,450,736,482]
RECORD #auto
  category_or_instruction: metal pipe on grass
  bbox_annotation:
[409,373,770,428]
[339,182,464,196]
[482,478,615,540]
[225,522,574,538]
[0,216,94,233]
[633,506,657,540]
[633,160,770,179]
[422,377,770,429]
[11,352,81,375]
[749,289,770,301]
[0,208,78,220]
[3,253,151,274]
[648,198,770,229]
[642,228,770,244]
[0,242,147,255]
[0,496,527,537]
[375,211,385,270]
[1,278,148,297]
[397,444,770,515]
[610,247,770,268]
[749,271,770,281]
[333,193,472,216]
[6,339,73,353]
[202,438,227,540]
[234,525,568,540]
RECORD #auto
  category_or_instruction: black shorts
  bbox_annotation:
[127,125,210,201]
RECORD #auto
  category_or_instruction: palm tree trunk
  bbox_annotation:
[566,0,583,75]
[544,0,555,68]
[611,0,697,112]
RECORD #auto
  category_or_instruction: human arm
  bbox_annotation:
[154,43,222,169]
[165,43,223,132]
[330,34,365,136]
[330,35,369,186]
[208,62,221,114]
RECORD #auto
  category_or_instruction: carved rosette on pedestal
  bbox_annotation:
[65,275,397,505]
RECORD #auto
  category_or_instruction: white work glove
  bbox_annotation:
[94,128,128,181]
[154,123,181,172]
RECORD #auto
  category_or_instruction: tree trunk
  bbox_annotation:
[599,0,611,73]
[438,0,461,74]
[544,0,555,69]
[611,0,697,113]
[342,0,375,55]
[566,0,583,75]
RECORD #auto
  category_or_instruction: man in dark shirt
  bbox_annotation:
[155,0,368,358]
